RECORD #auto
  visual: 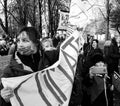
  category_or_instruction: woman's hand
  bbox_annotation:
[1,87,14,102]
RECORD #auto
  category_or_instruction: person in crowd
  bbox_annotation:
[0,27,59,106]
[88,61,108,106]
[83,39,104,75]
[81,39,107,106]
[83,34,93,57]
[8,37,17,55]
[103,37,120,106]
[53,35,61,48]
[104,37,120,84]
[83,34,91,51]
[39,37,59,70]
[0,34,9,56]
[41,37,56,51]
[106,37,120,75]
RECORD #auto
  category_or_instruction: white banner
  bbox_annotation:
[2,30,83,106]
[69,0,106,28]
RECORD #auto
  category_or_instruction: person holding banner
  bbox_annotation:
[105,37,120,79]
[0,27,59,106]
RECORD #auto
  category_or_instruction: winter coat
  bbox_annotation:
[108,44,120,71]
[82,47,104,78]
[105,38,120,75]
[81,47,106,106]
[38,49,59,70]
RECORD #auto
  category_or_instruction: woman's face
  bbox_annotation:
[17,31,37,55]
[92,41,97,49]
[42,40,52,51]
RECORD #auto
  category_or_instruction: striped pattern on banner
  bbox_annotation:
[2,30,82,106]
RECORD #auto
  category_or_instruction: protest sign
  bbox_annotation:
[58,10,69,30]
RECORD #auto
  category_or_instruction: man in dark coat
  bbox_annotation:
[81,39,107,106]
[106,37,120,76]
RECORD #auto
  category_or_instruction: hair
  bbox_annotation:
[91,53,104,65]
[18,27,40,45]
[41,37,53,47]
[91,39,99,49]
[92,39,99,44]
[111,37,117,46]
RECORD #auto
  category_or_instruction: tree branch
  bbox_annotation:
[0,18,6,33]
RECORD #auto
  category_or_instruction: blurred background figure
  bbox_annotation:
[81,39,105,106]
[104,37,120,106]
[0,34,9,56]
[105,37,120,77]
[83,34,94,57]
[41,37,56,51]
[39,37,59,70]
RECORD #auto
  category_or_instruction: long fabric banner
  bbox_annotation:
[1,30,83,106]
[69,0,106,28]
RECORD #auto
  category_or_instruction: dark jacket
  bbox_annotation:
[2,49,59,78]
[105,38,120,75]
[1,51,40,78]
[38,49,59,70]
[83,47,104,76]
[107,43,120,65]
[83,46,104,82]
[81,47,105,106]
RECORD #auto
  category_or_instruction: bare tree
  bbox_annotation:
[0,0,70,38]
[4,0,8,34]
[38,0,42,37]
[0,0,9,34]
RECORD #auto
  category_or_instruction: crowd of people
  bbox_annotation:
[0,26,120,106]
[70,34,120,106]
